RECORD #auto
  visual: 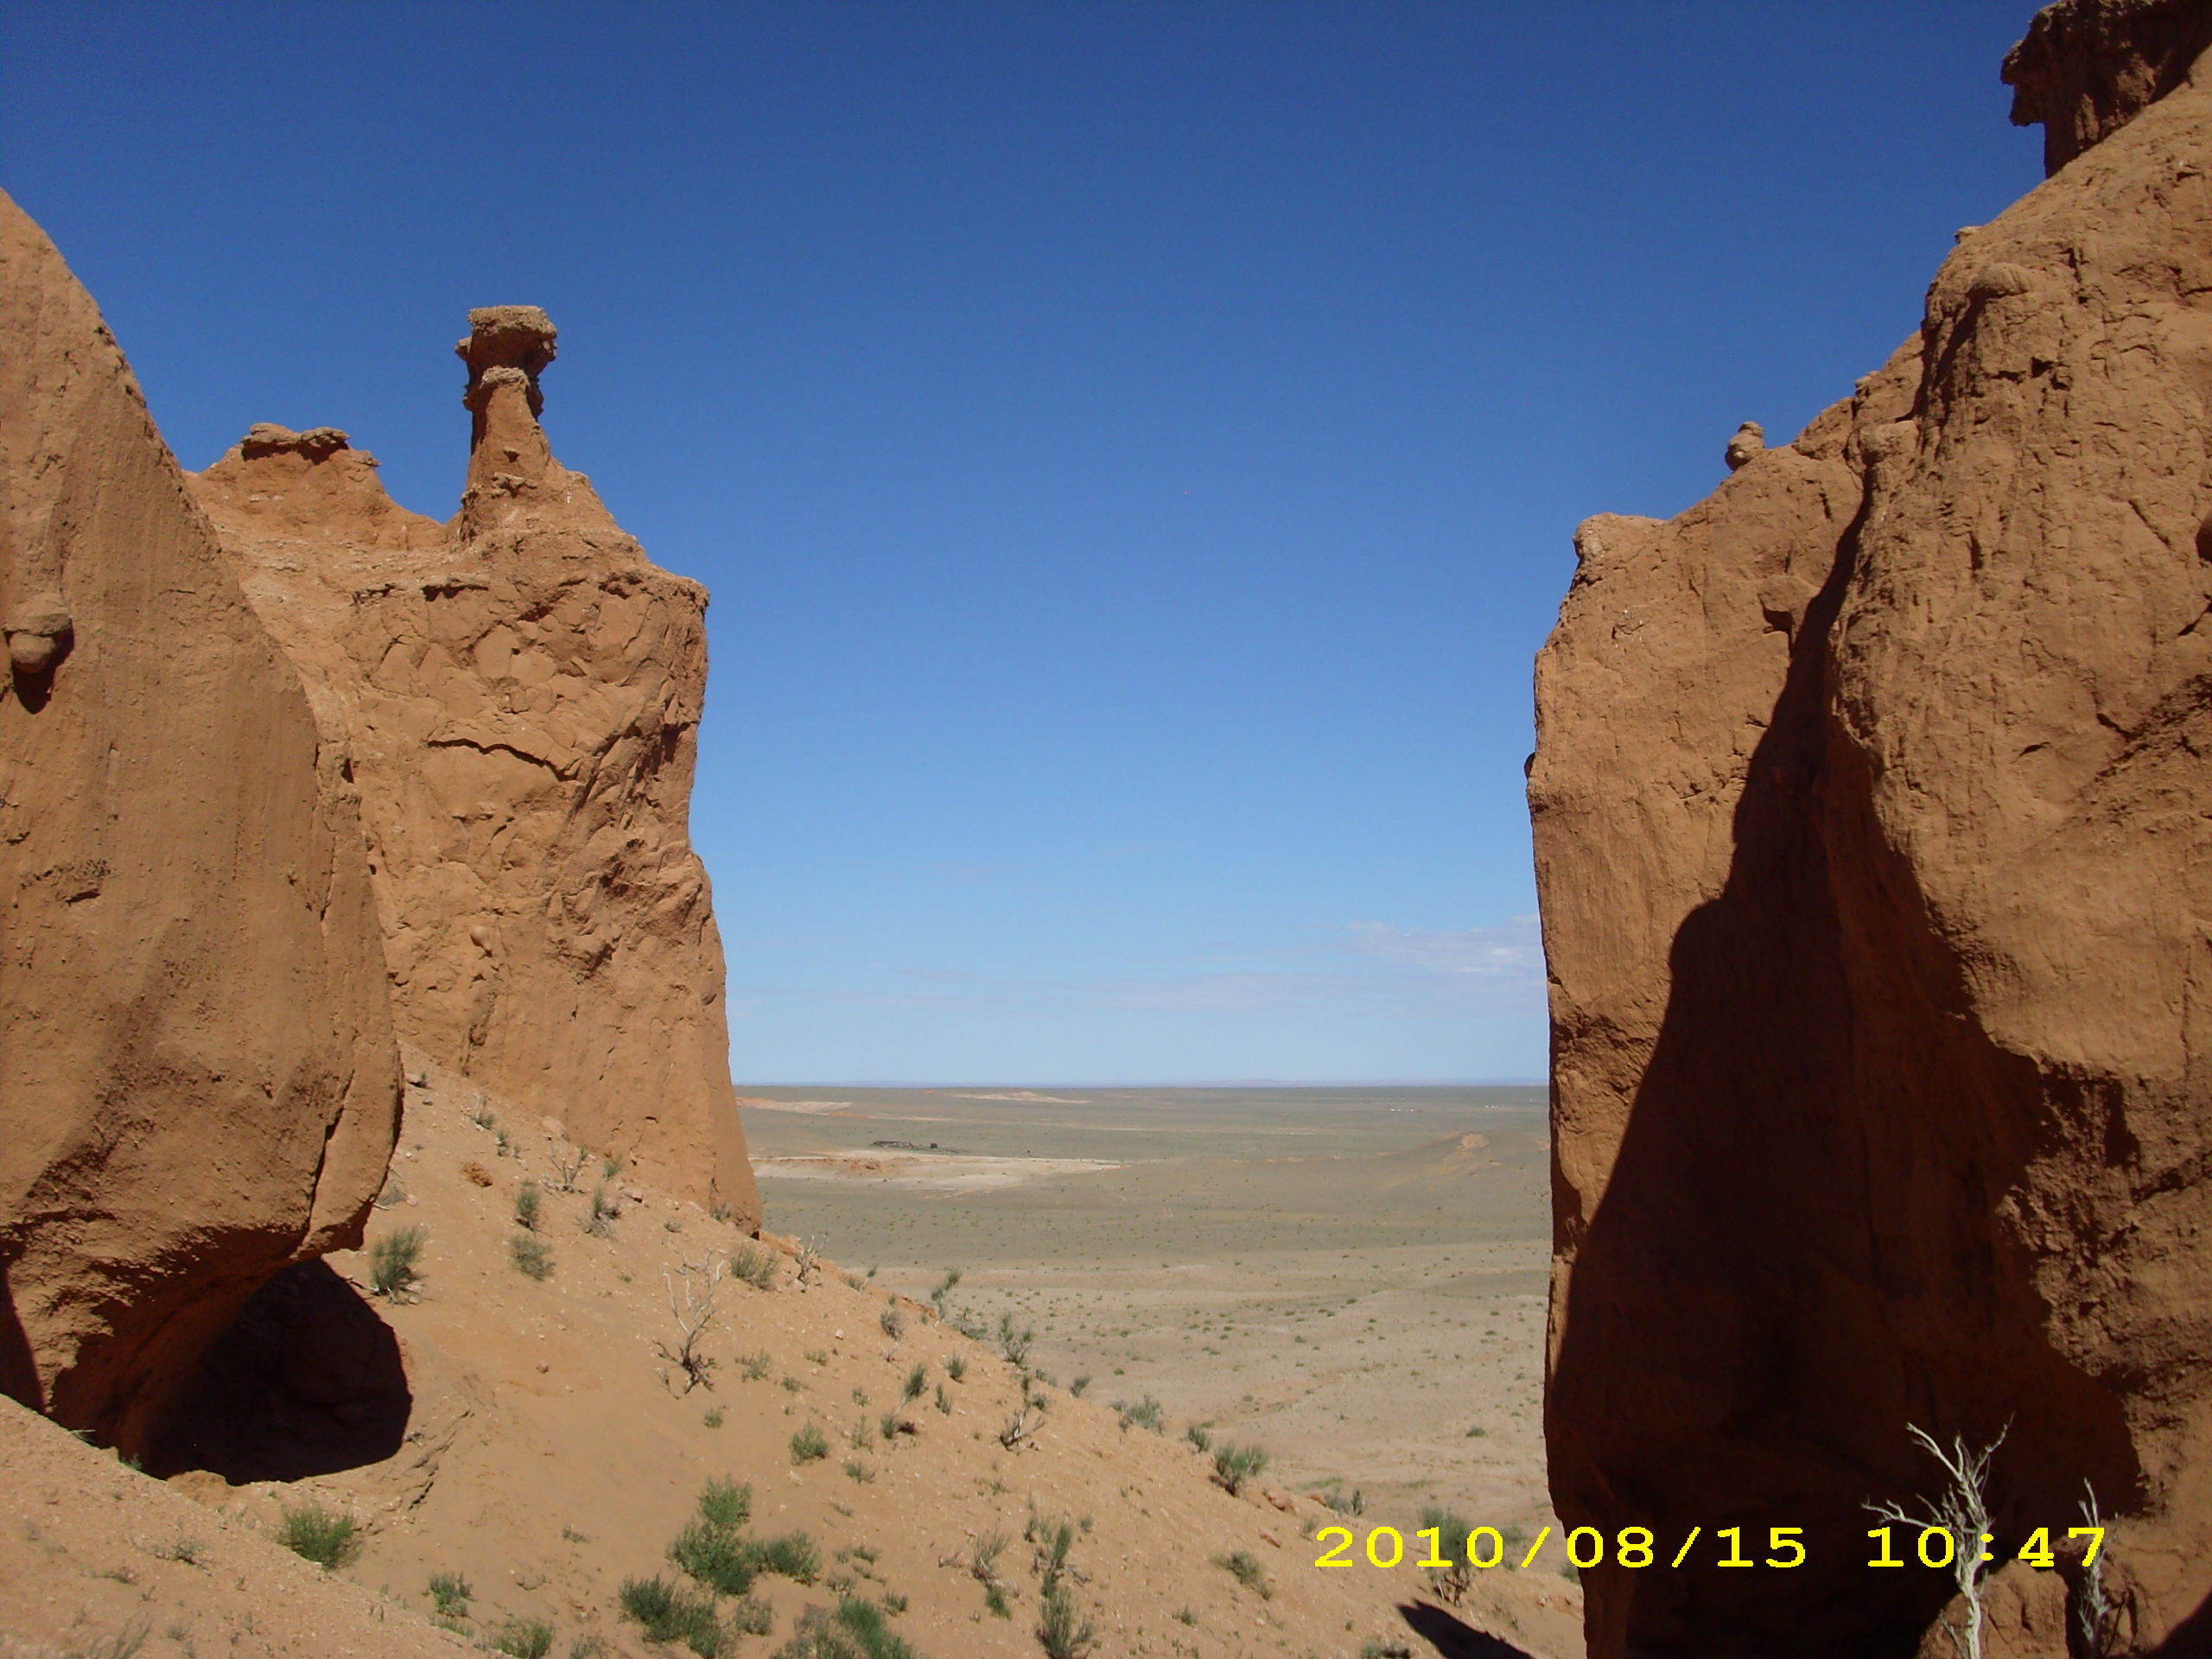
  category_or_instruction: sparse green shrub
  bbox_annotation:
[702,1407,723,1428]
[843,1459,874,1483]
[1029,1512,1077,1594]
[983,1583,1011,1619]
[602,1153,626,1179]
[901,1363,927,1402]
[879,1305,905,1340]
[149,1537,202,1565]
[671,1522,753,1595]
[584,1184,619,1238]
[729,1598,773,1637]
[1211,1441,1269,1496]
[1115,1395,1164,1433]
[493,1618,555,1659]
[1184,1424,1211,1453]
[1174,1608,1197,1627]
[740,1351,772,1381]
[730,1243,778,1290]
[791,1424,830,1464]
[1358,1643,1413,1659]
[1068,1375,1090,1398]
[931,1268,961,1308]
[1036,1586,1096,1659]
[1419,1508,1475,1603]
[944,1356,966,1382]
[618,1576,720,1654]
[995,1313,1033,1368]
[934,1384,951,1414]
[510,1233,554,1281]
[698,1477,751,1529]
[770,1595,918,1659]
[549,1149,585,1193]
[275,1501,359,1569]
[1214,1549,1270,1599]
[752,1531,822,1584]
[368,1225,426,1300]
[515,1180,543,1230]
[428,1572,472,1618]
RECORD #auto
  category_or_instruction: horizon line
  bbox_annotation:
[734,1077,1548,1090]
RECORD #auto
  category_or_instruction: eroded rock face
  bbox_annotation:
[0,193,401,1450]
[191,312,759,1222]
[2004,0,2212,174]
[1532,15,2212,1656]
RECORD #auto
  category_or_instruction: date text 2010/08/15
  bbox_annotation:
[1312,1523,2107,1573]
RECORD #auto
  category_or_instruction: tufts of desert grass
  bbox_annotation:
[1068,1374,1090,1397]
[1418,1507,1476,1603]
[493,1618,553,1659]
[879,1305,905,1340]
[739,1351,772,1381]
[1211,1441,1269,1496]
[902,1363,927,1402]
[514,1180,543,1230]
[368,1225,426,1300]
[944,1355,966,1382]
[428,1572,471,1618]
[1214,1548,1271,1599]
[730,1243,778,1290]
[1184,1424,1211,1453]
[1036,1585,1096,1659]
[1114,1395,1165,1434]
[510,1233,554,1281]
[275,1501,359,1569]
[790,1423,830,1464]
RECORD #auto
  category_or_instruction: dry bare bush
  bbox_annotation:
[1866,1421,2008,1659]
[656,1251,727,1394]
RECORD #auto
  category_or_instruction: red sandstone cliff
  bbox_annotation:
[0,192,402,1451]
[1530,6,2212,1654]
[191,309,758,1222]
[1532,4,2212,1654]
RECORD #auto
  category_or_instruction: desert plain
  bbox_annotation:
[741,1086,1559,1541]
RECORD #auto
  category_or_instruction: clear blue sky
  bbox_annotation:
[2,3,2044,1083]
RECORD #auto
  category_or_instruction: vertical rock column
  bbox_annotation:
[193,309,759,1223]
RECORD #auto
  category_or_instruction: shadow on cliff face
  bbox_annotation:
[1547,519,2142,1657]
[149,1259,410,1483]
[0,1258,39,1412]
[1395,1600,1537,1658]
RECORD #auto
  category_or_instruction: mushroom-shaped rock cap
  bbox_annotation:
[457,305,558,416]
[2002,0,2212,175]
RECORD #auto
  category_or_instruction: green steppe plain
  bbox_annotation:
[741,1085,1555,1534]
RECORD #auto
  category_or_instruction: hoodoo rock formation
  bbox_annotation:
[191,308,758,1221]
[0,193,402,1450]
[1532,4,2212,1654]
